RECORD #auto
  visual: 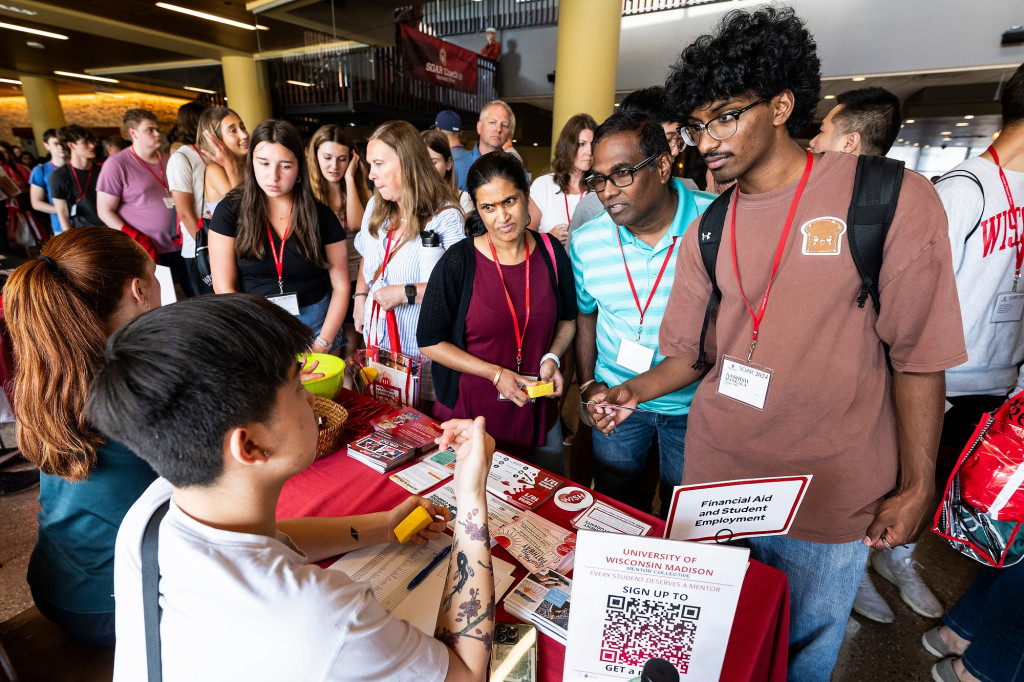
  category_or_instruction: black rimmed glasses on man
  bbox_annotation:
[678,97,768,146]
[583,153,659,193]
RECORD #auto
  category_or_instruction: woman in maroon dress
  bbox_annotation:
[418,152,577,473]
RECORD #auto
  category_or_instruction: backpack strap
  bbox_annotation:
[539,231,558,285]
[846,154,904,314]
[142,499,171,682]
[934,169,985,244]
[692,186,735,370]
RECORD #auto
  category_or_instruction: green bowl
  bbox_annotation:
[298,353,345,399]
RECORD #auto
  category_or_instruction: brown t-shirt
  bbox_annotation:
[660,152,967,543]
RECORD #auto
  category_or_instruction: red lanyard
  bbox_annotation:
[49,161,57,173]
[129,148,168,193]
[564,193,571,224]
[988,145,1022,290]
[369,224,401,346]
[487,234,531,372]
[70,165,94,203]
[617,226,677,341]
[266,199,295,295]
[731,149,814,362]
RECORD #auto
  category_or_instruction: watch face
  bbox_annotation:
[405,285,416,296]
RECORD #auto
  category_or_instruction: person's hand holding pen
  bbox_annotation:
[581,381,642,435]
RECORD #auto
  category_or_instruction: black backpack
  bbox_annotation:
[692,154,905,370]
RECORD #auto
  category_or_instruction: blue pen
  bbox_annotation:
[407,545,452,590]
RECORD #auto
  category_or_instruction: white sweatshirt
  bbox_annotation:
[937,155,1024,396]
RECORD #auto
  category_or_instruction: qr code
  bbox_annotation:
[599,596,700,674]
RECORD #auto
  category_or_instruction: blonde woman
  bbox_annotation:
[353,121,464,369]
[307,126,370,357]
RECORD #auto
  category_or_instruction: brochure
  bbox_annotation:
[504,569,573,644]
[487,452,563,510]
[493,512,576,574]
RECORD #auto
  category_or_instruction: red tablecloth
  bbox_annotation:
[278,389,790,682]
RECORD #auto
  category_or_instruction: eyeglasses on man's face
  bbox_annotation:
[584,153,659,193]
[678,97,768,146]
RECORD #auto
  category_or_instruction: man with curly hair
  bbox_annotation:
[593,7,967,680]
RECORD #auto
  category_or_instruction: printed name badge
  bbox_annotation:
[616,338,655,374]
[70,203,77,217]
[991,292,1024,323]
[717,355,772,410]
[163,196,175,210]
[266,292,300,316]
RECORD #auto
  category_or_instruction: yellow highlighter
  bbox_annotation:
[395,506,434,543]
[525,382,554,399]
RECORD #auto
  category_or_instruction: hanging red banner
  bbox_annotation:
[399,24,478,94]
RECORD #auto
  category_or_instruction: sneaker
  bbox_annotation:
[931,657,961,682]
[871,548,944,618]
[922,627,956,658]
[852,567,895,623]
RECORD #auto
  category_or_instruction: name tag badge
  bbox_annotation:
[163,196,175,210]
[267,292,300,316]
[718,355,773,410]
[991,292,1024,323]
[616,338,655,374]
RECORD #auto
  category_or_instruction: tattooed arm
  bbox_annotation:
[434,417,496,682]
[276,497,451,563]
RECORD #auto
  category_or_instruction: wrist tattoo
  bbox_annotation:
[458,508,489,543]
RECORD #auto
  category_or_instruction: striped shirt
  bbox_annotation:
[354,196,465,356]
[570,178,716,415]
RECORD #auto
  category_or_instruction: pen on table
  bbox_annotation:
[407,545,452,590]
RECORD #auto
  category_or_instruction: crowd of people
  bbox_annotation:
[2,5,1023,682]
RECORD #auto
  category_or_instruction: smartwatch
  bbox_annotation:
[404,284,416,305]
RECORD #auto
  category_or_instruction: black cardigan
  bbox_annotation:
[417,230,578,409]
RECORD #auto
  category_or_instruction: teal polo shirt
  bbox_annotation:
[570,178,716,415]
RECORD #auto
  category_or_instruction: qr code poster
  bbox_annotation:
[562,531,750,681]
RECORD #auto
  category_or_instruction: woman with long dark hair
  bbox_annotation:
[5,226,160,646]
[421,129,474,214]
[527,113,597,245]
[209,119,350,353]
[418,152,576,472]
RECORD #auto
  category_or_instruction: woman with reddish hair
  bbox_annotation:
[5,226,161,646]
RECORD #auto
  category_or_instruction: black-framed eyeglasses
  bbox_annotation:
[583,153,659,193]
[678,98,768,146]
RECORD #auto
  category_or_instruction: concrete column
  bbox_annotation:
[550,0,620,149]
[222,55,272,130]
[18,75,66,152]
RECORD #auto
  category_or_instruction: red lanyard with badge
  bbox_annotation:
[130,148,174,210]
[265,199,301,316]
[987,145,1024,322]
[69,164,95,219]
[487,233,530,373]
[717,149,813,410]
[369,225,405,353]
[615,225,677,375]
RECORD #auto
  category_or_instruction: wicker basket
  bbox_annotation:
[314,396,349,460]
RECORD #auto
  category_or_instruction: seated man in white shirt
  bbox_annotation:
[86,293,495,682]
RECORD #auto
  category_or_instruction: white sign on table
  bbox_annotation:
[664,475,812,543]
[563,531,749,681]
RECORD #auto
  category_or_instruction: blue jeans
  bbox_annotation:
[33,595,115,647]
[297,293,346,352]
[945,561,1024,682]
[591,410,686,515]
[745,534,869,682]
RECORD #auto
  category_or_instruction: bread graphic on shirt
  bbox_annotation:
[801,216,847,255]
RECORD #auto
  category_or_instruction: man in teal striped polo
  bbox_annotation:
[570,112,715,515]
